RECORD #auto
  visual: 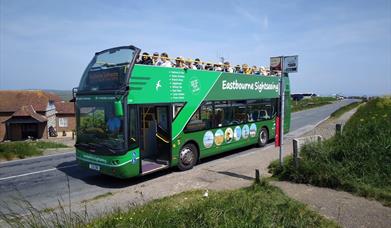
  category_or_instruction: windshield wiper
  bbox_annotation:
[75,142,96,150]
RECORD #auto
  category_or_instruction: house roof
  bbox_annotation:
[4,105,47,123]
[0,90,62,113]
[55,102,75,114]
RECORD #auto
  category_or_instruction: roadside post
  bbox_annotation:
[271,55,298,166]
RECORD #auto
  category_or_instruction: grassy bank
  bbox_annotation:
[2,180,336,227]
[330,101,362,118]
[292,97,337,112]
[270,97,391,206]
[0,141,68,160]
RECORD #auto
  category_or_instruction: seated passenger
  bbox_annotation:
[152,52,161,66]
[205,63,213,71]
[175,56,186,68]
[234,65,241,73]
[241,64,252,75]
[259,66,268,76]
[214,62,223,71]
[185,59,197,69]
[159,52,172,67]
[223,61,234,73]
[252,65,260,75]
[139,52,153,65]
[194,58,204,70]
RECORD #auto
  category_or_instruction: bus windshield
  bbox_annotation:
[76,100,126,153]
[78,47,136,92]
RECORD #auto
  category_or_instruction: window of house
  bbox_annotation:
[59,117,68,127]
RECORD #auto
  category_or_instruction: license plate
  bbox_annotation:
[89,164,100,171]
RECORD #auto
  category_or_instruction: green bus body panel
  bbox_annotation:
[76,148,140,179]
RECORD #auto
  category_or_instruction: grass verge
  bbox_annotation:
[0,141,68,160]
[292,97,337,112]
[89,180,337,227]
[1,181,338,227]
[269,97,391,206]
[330,101,362,118]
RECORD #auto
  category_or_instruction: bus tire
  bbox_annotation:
[257,127,268,147]
[178,143,198,171]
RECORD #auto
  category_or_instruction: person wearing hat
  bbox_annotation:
[139,52,153,65]
[234,64,241,73]
[223,61,234,73]
[194,58,204,70]
[152,52,161,66]
[159,52,172,67]
[185,59,197,69]
[241,64,252,75]
[252,65,259,75]
[175,56,186,68]
[205,62,213,71]
[259,66,268,76]
[214,62,223,71]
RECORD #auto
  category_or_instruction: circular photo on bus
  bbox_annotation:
[203,130,214,148]
[234,126,242,141]
[225,127,233,143]
[250,123,257,138]
[242,125,249,139]
[214,129,224,146]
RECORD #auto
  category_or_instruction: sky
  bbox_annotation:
[0,0,390,96]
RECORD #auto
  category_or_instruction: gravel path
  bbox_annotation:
[272,105,391,228]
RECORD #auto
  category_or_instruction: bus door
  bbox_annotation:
[139,105,171,174]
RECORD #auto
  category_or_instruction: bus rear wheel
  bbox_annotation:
[178,143,198,171]
[257,127,268,147]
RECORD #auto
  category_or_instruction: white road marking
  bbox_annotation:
[0,164,78,181]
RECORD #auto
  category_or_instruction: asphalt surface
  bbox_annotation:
[0,99,356,214]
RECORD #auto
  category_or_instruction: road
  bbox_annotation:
[0,99,355,214]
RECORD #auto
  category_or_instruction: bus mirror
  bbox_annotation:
[114,100,124,117]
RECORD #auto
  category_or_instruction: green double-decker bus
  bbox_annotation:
[75,45,291,178]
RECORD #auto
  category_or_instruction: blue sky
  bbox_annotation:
[0,0,390,95]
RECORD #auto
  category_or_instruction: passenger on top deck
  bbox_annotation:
[175,56,186,68]
[252,65,259,75]
[205,63,213,71]
[214,62,223,71]
[234,65,241,73]
[185,59,197,69]
[152,52,161,66]
[194,58,204,70]
[241,64,252,75]
[139,52,153,65]
[259,66,268,76]
[159,52,172,67]
[223,61,234,73]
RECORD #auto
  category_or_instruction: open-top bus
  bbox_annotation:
[75,45,291,178]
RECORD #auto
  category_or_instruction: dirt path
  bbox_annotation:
[272,181,391,228]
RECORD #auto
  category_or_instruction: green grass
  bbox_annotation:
[0,141,68,160]
[292,97,337,112]
[270,97,391,206]
[330,101,362,118]
[89,181,337,227]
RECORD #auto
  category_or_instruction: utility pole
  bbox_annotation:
[279,58,285,167]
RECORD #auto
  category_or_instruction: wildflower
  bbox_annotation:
[360,118,364,122]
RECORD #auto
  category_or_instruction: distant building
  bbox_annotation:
[55,101,76,137]
[0,90,75,141]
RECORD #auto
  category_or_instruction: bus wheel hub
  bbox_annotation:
[180,148,193,165]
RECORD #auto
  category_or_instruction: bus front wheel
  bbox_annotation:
[178,143,198,171]
[257,127,268,147]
